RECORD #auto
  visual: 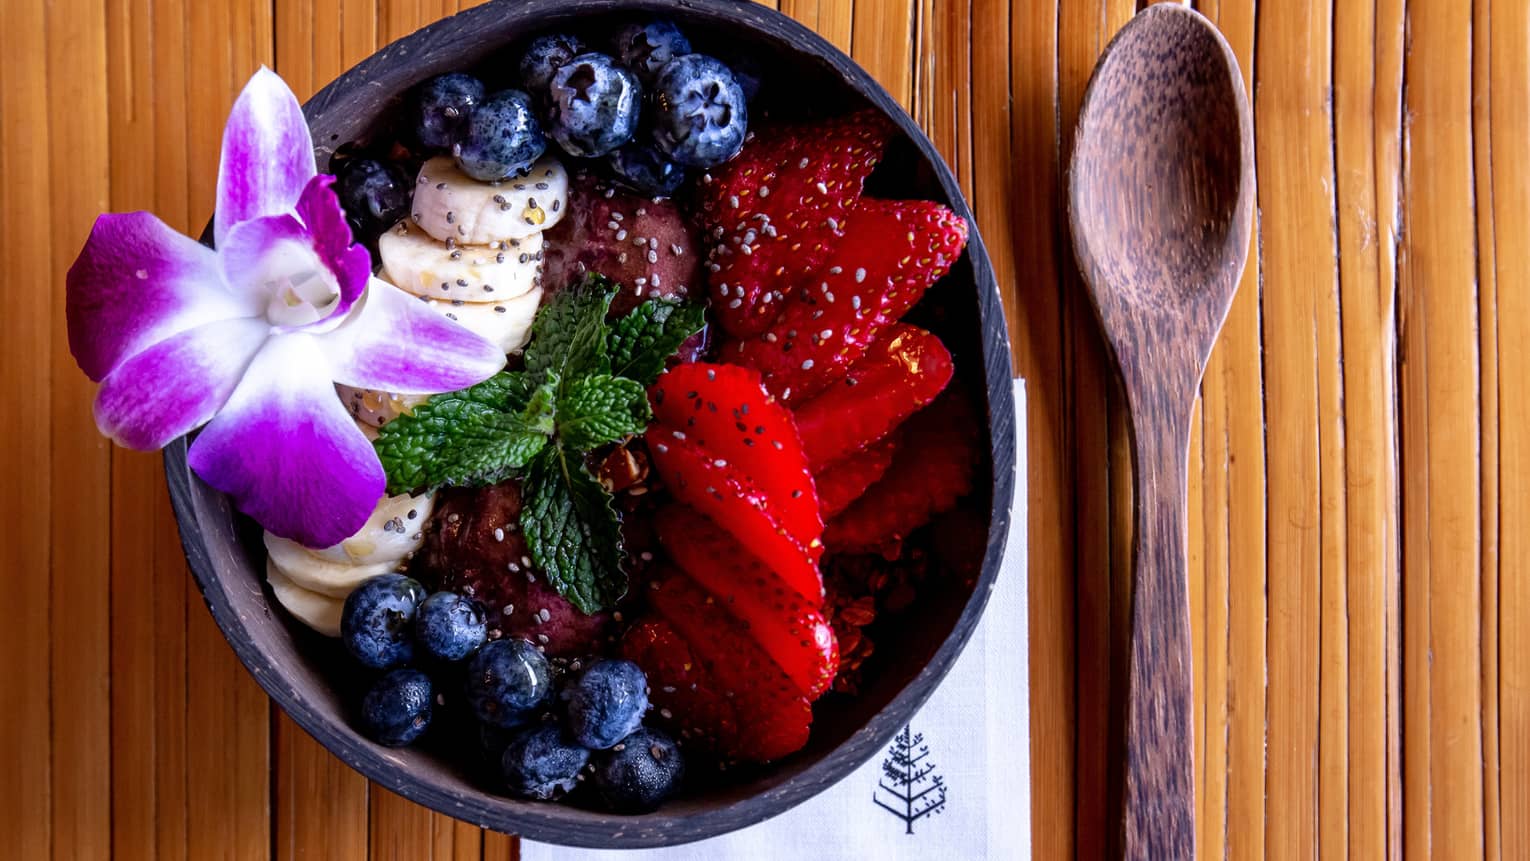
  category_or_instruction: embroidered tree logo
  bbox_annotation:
[873,723,947,834]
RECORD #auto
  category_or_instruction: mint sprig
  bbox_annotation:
[521,445,626,614]
[372,373,555,495]
[371,274,705,613]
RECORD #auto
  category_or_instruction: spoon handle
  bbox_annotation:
[1122,402,1196,860]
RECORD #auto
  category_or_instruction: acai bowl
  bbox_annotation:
[65,0,1015,847]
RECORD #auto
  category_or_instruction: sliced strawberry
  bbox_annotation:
[648,571,814,762]
[725,199,968,403]
[620,618,741,751]
[794,324,954,471]
[655,505,837,698]
[814,436,897,519]
[650,362,822,550]
[693,131,792,236]
[645,425,824,600]
[826,390,981,555]
[699,112,893,337]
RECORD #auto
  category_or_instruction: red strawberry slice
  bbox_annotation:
[620,618,741,751]
[726,199,968,403]
[794,324,954,471]
[693,131,792,236]
[645,425,824,600]
[650,362,822,550]
[814,436,897,519]
[826,390,981,555]
[647,570,814,762]
[699,112,893,337]
[655,505,838,698]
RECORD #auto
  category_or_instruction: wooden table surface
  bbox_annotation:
[1,0,1519,857]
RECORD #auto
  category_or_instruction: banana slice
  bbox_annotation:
[379,220,544,303]
[337,385,430,430]
[267,560,345,637]
[306,490,434,566]
[411,155,568,245]
[264,533,399,598]
[424,285,543,355]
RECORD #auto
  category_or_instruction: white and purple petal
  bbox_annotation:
[320,277,507,394]
[219,212,344,329]
[294,174,370,318]
[188,333,384,548]
[215,67,316,245]
[93,317,270,450]
[67,211,257,381]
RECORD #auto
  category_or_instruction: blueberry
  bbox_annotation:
[466,638,552,728]
[454,89,546,181]
[647,54,747,169]
[341,574,427,669]
[612,19,692,84]
[545,53,642,158]
[591,728,684,813]
[334,159,411,235]
[500,725,591,800]
[360,668,433,747]
[414,592,488,662]
[519,33,586,94]
[562,659,649,750]
[603,141,686,198]
[416,73,485,150]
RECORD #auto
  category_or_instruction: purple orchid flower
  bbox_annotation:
[66,68,506,548]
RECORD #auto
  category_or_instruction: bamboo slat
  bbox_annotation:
[0,0,59,853]
[45,0,114,857]
[1483,1,1530,856]
[1400,0,1486,856]
[1333,0,1405,855]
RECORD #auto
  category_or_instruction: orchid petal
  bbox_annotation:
[295,174,370,317]
[93,317,270,450]
[67,211,258,381]
[320,277,507,394]
[219,211,342,328]
[188,334,384,547]
[218,178,369,330]
[219,212,308,294]
[215,67,316,246]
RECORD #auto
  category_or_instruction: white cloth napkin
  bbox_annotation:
[526,380,1029,860]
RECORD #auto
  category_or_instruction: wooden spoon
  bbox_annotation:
[1067,5,1254,858]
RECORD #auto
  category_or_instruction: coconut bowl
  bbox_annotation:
[164,0,1016,847]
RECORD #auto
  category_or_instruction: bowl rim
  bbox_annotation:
[164,0,1016,847]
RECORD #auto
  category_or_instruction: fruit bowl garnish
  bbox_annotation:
[66,68,506,548]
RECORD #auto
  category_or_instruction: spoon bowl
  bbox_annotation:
[1072,3,1252,329]
[1067,5,1254,859]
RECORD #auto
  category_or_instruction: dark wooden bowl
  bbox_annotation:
[163,0,1016,847]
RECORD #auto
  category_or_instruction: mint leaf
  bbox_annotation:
[521,445,626,614]
[557,374,651,450]
[523,276,613,390]
[373,375,555,495]
[608,299,708,385]
[442,369,530,408]
[498,372,539,412]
